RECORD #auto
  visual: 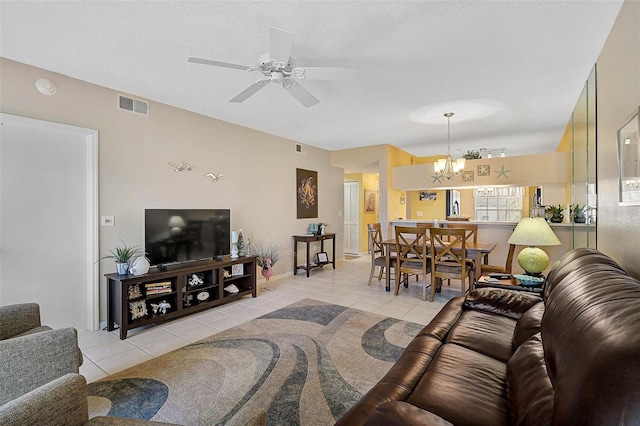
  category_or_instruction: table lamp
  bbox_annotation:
[507,217,561,276]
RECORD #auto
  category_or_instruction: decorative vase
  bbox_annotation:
[574,214,586,223]
[320,225,326,235]
[550,214,563,223]
[116,262,129,275]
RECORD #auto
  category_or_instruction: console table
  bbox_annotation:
[293,233,336,277]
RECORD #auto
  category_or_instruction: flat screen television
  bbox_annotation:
[144,209,230,266]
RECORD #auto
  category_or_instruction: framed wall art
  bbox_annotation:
[296,168,318,218]
[419,191,437,201]
[364,190,376,213]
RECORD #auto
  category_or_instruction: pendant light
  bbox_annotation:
[433,112,465,180]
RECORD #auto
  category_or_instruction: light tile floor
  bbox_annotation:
[78,256,461,383]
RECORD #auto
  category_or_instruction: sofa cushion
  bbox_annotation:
[417,296,464,341]
[542,249,640,425]
[363,401,453,426]
[512,302,544,349]
[464,288,542,320]
[406,343,509,426]
[506,333,553,426]
[445,310,516,362]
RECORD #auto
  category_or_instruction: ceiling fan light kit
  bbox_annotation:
[433,112,465,181]
[188,27,357,107]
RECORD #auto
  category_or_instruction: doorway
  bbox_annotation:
[343,181,360,254]
[0,114,98,330]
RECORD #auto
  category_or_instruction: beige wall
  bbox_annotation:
[0,58,345,323]
[595,0,640,278]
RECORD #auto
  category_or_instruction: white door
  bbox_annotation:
[343,181,359,254]
[0,114,98,330]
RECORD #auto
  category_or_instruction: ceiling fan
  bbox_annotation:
[188,27,357,107]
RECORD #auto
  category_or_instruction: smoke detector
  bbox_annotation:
[35,78,57,95]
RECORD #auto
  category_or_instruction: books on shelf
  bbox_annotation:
[145,281,173,296]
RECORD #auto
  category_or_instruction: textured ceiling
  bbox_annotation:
[0,1,622,159]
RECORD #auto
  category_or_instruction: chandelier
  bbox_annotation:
[433,112,465,180]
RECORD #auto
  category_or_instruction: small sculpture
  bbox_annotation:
[237,229,245,256]
[261,257,273,281]
[151,300,171,315]
[188,273,204,287]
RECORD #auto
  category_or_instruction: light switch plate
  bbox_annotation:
[101,215,115,227]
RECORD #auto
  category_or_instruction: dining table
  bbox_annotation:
[381,238,497,293]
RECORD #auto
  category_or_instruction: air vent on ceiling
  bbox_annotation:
[118,95,149,116]
[295,143,307,154]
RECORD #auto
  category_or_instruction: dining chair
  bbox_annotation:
[429,227,474,302]
[367,223,396,286]
[394,226,431,300]
[481,243,516,275]
[445,223,477,243]
[442,223,477,286]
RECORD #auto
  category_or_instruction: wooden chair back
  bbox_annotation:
[367,223,384,261]
[429,227,474,300]
[394,226,431,298]
[445,223,478,244]
[482,243,516,275]
[417,223,434,228]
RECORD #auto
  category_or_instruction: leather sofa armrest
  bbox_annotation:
[0,327,80,405]
[464,288,542,320]
[364,401,453,426]
[0,303,42,340]
[0,373,89,426]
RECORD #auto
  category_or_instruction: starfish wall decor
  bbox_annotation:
[495,165,511,179]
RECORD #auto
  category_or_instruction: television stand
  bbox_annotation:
[106,255,256,339]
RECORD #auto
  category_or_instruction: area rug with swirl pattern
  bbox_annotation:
[87,299,423,425]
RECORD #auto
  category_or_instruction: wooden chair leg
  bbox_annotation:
[429,274,437,302]
[394,272,402,296]
[368,264,375,285]
[378,265,384,281]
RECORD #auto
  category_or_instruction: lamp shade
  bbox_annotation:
[507,217,561,247]
[168,215,186,228]
[508,217,561,275]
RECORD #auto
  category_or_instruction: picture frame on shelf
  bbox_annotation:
[232,263,244,276]
[315,252,329,264]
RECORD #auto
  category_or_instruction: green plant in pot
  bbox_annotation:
[462,150,481,160]
[570,204,586,223]
[99,240,144,275]
[545,204,565,223]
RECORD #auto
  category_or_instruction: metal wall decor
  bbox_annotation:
[205,173,226,182]
[169,161,193,172]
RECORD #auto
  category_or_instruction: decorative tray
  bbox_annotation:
[513,274,545,287]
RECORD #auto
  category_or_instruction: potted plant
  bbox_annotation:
[462,150,481,160]
[545,204,565,223]
[250,236,284,281]
[99,240,144,275]
[570,204,586,223]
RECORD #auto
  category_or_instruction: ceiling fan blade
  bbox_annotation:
[269,27,294,65]
[285,81,319,108]
[298,67,359,80]
[229,79,268,103]
[188,57,250,71]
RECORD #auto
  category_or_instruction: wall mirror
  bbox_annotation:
[618,106,640,205]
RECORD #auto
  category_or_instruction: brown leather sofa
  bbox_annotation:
[336,248,640,425]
